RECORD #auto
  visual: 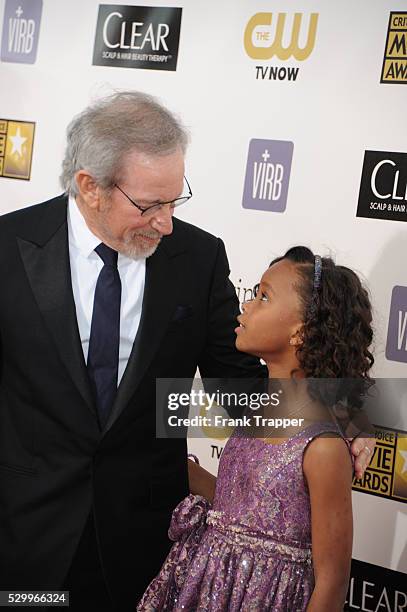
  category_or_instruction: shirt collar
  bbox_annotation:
[68,195,101,258]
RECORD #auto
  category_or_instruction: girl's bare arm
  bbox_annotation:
[304,436,353,611]
[188,458,217,504]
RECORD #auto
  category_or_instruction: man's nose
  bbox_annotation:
[151,204,173,235]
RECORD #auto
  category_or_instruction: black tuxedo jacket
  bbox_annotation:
[0,195,264,608]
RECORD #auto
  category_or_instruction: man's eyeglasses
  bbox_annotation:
[114,176,192,217]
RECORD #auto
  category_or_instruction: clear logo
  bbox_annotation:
[357,151,407,222]
[92,5,183,71]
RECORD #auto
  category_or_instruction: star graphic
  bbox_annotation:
[400,450,407,475]
[9,127,27,158]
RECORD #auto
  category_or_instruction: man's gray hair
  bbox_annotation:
[60,91,189,195]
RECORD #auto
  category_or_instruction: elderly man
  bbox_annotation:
[0,92,374,611]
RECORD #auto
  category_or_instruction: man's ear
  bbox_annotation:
[75,171,101,210]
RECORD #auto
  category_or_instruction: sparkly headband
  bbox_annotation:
[313,255,322,291]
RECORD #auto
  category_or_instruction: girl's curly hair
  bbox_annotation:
[269,246,374,408]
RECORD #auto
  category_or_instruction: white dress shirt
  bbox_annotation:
[67,196,146,384]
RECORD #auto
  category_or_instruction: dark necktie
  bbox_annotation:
[87,243,122,429]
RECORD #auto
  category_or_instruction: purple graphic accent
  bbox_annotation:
[386,285,407,363]
[1,0,43,64]
[242,139,293,213]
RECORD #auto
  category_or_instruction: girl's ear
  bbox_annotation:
[289,327,304,346]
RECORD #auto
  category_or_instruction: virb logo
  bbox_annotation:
[0,0,43,64]
[386,286,407,364]
[242,139,293,213]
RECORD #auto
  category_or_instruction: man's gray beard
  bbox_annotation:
[106,229,162,260]
[97,219,162,259]
[97,198,162,259]
[119,236,161,260]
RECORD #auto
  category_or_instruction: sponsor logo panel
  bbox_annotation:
[0,119,35,180]
[346,559,407,611]
[353,425,407,503]
[356,151,407,222]
[242,139,293,213]
[381,12,407,84]
[0,0,43,64]
[92,4,182,71]
[386,286,407,364]
[243,12,319,82]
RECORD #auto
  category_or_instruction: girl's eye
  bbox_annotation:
[260,292,269,302]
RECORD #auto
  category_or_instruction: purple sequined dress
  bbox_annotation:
[138,422,350,611]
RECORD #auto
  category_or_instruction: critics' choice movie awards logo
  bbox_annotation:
[386,286,407,364]
[381,12,407,84]
[0,0,42,64]
[356,151,407,222]
[345,560,407,611]
[243,12,318,81]
[0,119,35,180]
[92,5,182,71]
[352,425,407,504]
[242,139,293,213]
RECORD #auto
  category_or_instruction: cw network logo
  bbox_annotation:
[244,12,318,82]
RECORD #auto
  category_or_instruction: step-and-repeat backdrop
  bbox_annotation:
[0,0,406,608]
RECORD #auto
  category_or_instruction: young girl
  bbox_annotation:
[138,246,374,611]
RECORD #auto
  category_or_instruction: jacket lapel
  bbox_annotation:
[17,196,95,417]
[103,236,186,435]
